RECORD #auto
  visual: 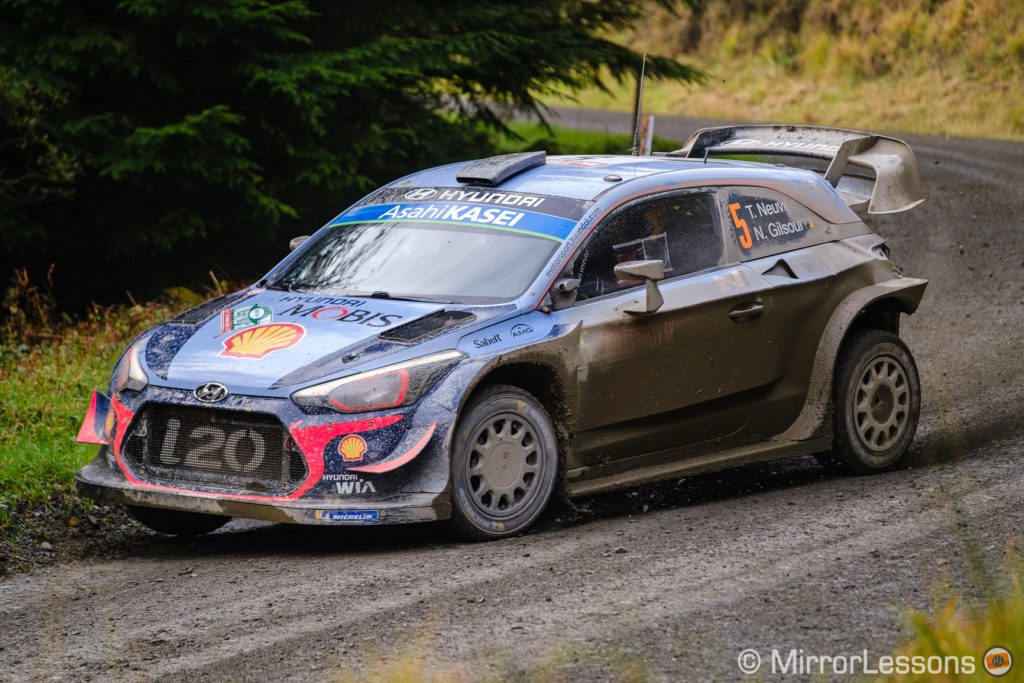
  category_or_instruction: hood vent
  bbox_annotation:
[456,152,546,186]
[378,310,476,345]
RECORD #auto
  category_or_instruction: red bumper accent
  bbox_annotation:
[348,422,436,474]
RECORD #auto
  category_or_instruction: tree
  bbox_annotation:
[0,0,698,307]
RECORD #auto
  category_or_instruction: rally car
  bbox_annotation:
[76,124,927,539]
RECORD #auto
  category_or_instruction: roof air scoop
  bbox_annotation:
[455,151,546,186]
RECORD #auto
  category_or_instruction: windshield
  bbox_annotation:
[270,222,560,304]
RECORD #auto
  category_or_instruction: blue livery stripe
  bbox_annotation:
[329,202,576,242]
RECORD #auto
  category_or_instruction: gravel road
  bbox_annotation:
[2,109,1023,682]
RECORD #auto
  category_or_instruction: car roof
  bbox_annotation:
[394,155,759,200]
[382,154,860,225]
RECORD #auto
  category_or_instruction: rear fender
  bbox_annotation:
[777,276,927,441]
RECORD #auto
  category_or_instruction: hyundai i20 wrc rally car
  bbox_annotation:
[76,124,928,539]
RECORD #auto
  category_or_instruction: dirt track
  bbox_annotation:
[2,109,1023,681]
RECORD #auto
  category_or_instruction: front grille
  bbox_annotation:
[122,404,307,494]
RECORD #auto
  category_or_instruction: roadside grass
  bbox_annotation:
[0,276,195,528]
[495,121,681,155]
[548,0,1024,140]
[877,555,1024,682]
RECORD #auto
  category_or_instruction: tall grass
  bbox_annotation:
[0,270,197,525]
[551,0,1024,139]
[879,557,1024,681]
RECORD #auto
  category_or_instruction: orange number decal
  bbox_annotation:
[728,203,753,250]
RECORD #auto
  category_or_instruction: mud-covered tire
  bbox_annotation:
[817,329,921,474]
[127,505,230,536]
[450,384,559,540]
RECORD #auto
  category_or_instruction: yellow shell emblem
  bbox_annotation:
[220,323,304,359]
[338,435,367,462]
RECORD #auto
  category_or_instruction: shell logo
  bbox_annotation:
[338,435,367,462]
[220,323,305,359]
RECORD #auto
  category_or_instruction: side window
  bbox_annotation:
[720,187,825,260]
[571,192,722,301]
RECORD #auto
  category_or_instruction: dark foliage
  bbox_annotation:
[0,0,697,307]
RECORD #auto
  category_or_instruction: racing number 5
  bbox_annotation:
[728,203,753,250]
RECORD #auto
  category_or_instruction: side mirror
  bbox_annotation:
[289,235,310,251]
[614,259,664,315]
[549,278,580,311]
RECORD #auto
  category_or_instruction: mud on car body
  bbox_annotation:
[76,125,928,539]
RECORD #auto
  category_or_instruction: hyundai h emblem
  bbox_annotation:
[194,382,229,403]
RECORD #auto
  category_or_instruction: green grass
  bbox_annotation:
[0,300,185,526]
[494,121,681,156]
[545,0,1024,140]
[878,558,1024,681]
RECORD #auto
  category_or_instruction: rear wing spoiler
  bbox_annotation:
[666,125,924,215]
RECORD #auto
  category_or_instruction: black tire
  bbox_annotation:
[450,384,559,540]
[127,505,231,536]
[817,329,921,474]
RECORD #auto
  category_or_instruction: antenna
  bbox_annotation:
[630,54,647,156]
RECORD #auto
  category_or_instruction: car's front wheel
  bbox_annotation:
[818,329,921,474]
[127,505,231,536]
[450,384,559,540]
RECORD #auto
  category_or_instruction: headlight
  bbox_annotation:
[291,350,464,413]
[111,338,149,393]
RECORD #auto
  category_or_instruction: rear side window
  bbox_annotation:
[720,187,825,260]
[570,192,722,301]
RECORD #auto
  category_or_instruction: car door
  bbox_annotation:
[717,185,849,437]
[552,190,787,467]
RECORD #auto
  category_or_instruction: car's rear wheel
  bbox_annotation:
[450,384,558,540]
[127,505,231,536]
[818,329,921,474]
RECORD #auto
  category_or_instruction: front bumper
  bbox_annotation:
[75,384,457,526]
[76,454,451,525]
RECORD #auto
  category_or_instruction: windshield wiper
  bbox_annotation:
[369,291,456,304]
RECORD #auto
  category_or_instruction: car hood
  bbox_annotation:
[150,289,449,393]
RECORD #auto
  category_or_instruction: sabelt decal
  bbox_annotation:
[315,509,379,523]
[220,323,305,359]
[459,315,552,355]
[473,333,502,349]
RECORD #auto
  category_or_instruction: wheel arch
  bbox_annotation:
[455,324,582,472]
[777,277,927,442]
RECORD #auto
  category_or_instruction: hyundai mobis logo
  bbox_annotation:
[194,382,229,403]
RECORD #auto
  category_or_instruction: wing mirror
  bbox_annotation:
[548,278,580,311]
[614,259,664,315]
[289,235,310,251]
